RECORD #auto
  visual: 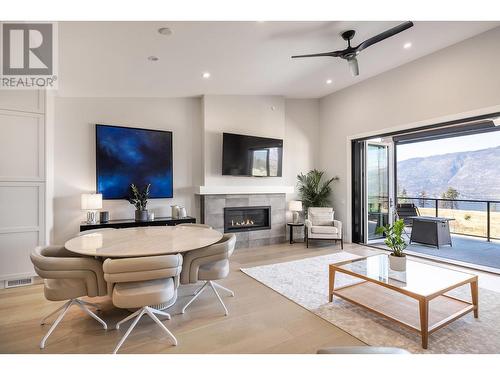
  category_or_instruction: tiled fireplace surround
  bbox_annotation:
[200,194,286,248]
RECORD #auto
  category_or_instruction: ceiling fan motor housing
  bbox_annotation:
[341,30,356,41]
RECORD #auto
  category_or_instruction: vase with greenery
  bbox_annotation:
[376,219,408,271]
[128,183,151,222]
[297,169,339,217]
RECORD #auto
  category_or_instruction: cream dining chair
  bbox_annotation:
[180,233,236,316]
[30,245,108,349]
[103,253,182,354]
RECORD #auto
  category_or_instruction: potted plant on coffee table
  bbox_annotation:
[128,183,151,222]
[376,219,408,271]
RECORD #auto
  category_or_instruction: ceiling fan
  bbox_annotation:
[291,21,414,76]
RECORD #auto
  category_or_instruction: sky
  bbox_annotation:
[396,131,500,161]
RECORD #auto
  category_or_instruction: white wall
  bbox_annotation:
[53,97,202,244]
[284,98,320,223]
[202,95,286,187]
[284,98,319,198]
[319,26,500,240]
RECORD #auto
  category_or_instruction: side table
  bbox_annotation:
[287,222,305,244]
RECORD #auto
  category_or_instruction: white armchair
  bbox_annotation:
[305,207,343,249]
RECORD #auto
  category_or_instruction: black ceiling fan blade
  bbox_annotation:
[355,21,414,53]
[291,50,344,59]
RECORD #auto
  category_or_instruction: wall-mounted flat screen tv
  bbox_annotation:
[222,132,283,177]
[96,124,173,199]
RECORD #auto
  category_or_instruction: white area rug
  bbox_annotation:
[241,252,500,353]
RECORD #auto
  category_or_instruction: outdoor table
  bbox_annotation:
[407,216,455,248]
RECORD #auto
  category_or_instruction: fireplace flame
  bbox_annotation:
[231,219,255,227]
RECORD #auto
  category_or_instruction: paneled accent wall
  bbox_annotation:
[0,90,46,282]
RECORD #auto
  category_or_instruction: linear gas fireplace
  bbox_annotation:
[224,206,271,233]
[200,194,285,248]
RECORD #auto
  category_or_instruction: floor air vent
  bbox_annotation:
[5,277,33,288]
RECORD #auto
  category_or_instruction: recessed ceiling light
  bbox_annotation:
[148,56,159,61]
[158,27,172,36]
[326,79,333,85]
[403,42,412,49]
[202,72,211,79]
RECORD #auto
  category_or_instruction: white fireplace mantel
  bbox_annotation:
[196,185,294,195]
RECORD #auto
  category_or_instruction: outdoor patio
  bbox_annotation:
[375,234,500,271]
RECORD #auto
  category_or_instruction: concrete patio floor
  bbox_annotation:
[373,234,500,272]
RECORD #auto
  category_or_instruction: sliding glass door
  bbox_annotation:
[365,141,394,242]
[352,139,395,244]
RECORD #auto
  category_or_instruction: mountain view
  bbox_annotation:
[397,145,500,201]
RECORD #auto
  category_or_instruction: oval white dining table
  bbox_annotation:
[64,226,223,258]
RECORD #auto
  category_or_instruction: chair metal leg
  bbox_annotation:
[208,281,229,316]
[144,308,177,346]
[113,306,177,353]
[78,299,101,311]
[39,298,107,349]
[181,281,208,314]
[75,300,108,330]
[149,308,171,320]
[212,282,235,297]
[39,300,73,349]
[115,308,142,330]
[192,283,205,296]
[40,301,70,325]
[182,280,232,316]
[113,309,145,354]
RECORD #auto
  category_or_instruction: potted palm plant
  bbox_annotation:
[297,169,339,216]
[128,183,151,222]
[376,219,408,271]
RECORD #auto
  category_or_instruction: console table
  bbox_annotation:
[79,216,196,232]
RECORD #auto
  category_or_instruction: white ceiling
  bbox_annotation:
[57,21,499,98]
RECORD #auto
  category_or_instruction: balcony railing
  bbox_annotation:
[397,196,500,242]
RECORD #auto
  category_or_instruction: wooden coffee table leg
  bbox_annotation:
[470,279,479,318]
[329,267,336,303]
[419,298,429,349]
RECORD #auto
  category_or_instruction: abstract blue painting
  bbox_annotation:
[96,125,173,199]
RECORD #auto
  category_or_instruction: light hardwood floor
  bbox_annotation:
[0,242,376,354]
